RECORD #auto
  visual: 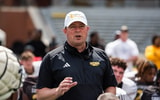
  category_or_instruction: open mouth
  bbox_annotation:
[75,35,81,38]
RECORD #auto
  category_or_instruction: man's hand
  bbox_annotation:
[56,77,78,96]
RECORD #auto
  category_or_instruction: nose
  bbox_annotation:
[75,27,81,31]
[114,72,120,77]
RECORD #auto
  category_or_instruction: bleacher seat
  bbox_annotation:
[40,7,160,53]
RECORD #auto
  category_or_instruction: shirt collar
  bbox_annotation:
[64,41,93,59]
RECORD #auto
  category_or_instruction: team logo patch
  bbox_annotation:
[89,62,100,67]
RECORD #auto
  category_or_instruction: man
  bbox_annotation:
[25,29,47,58]
[36,11,117,100]
[88,31,105,50]
[20,51,41,78]
[145,35,160,69]
[108,25,139,77]
[20,51,41,100]
[110,57,137,100]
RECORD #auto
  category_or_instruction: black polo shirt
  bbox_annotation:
[37,42,117,100]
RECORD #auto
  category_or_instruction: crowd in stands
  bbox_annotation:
[95,25,160,100]
[0,23,160,100]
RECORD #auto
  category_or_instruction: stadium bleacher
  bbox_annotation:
[40,7,160,53]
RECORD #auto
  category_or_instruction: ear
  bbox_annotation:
[86,26,90,31]
[19,60,23,65]
[63,28,67,35]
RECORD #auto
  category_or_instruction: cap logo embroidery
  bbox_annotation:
[69,14,84,19]
[89,62,100,67]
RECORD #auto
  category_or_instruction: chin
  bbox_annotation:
[74,42,83,46]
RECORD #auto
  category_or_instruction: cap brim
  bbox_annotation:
[66,19,87,27]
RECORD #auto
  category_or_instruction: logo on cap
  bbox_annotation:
[64,11,87,27]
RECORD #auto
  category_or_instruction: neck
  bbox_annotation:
[76,44,86,52]
[121,38,127,42]
[68,41,86,52]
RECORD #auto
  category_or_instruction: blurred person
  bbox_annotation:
[110,57,137,100]
[11,40,25,57]
[88,31,105,50]
[114,30,121,40]
[98,87,130,100]
[108,25,139,77]
[135,60,157,85]
[105,30,121,57]
[23,45,42,61]
[145,34,160,69]
[134,60,158,100]
[19,51,41,100]
[97,93,119,100]
[0,46,22,100]
[141,70,160,100]
[36,11,117,100]
[25,29,47,58]
[48,36,58,51]
[20,51,41,79]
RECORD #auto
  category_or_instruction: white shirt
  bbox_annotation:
[110,39,139,59]
[116,87,130,100]
[122,77,137,100]
[108,39,139,72]
[105,41,114,57]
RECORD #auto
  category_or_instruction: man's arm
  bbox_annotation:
[37,77,77,100]
[104,86,116,95]
[37,88,61,100]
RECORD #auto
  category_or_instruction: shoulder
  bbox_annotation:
[127,39,137,45]
[116,87,127,96]
[93,47,108,58]
[145,45,153,49]
[45,45,64,58]
[111,39,122,48]
[116,87,131,99]
[112,39,120,44]
[33,61,42,67]
[48,45,64,54]
[105,42,113,48]
[122,77,137,87]
[141,86,160,100]
[40,45,64,66]
[93,47,104,53]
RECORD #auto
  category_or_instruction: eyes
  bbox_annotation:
[68,24,86,30]
[113,69,124,75]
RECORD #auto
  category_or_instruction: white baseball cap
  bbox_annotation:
[121,25,128,31]
[64,11,88,27]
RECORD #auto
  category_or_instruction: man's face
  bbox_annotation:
[112,65,124,84]
[63,21,89,47]
[21,58,33,69]
[120,31,128,41]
